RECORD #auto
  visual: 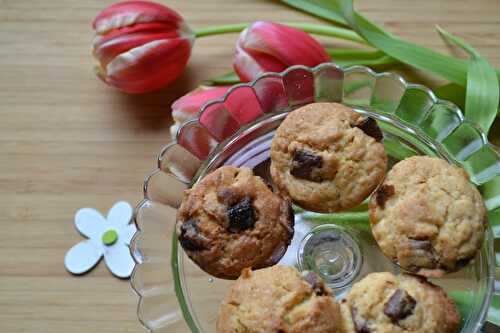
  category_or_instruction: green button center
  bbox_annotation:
[102,229,118,246]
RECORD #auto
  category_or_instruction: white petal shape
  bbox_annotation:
[104,243,135,278]
[64,240,103,275]
[120,223,138,245]
[75,208,107,239]
[107,201,133,229]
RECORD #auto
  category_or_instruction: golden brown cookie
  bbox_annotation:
[369,156,487,277]
[270,103,387,213]
[217,266,343,333]
[340,272,460,333]
[176,166,294,279]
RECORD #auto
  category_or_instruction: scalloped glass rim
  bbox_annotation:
[131,63,499,333]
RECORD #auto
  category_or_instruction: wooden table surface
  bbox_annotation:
[2,0,500,332]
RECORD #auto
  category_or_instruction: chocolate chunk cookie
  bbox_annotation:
[340,272,460,333]
[369,156,487,277]
[176,166,294,279]
[270,103,387,212]
[217,266,343,333]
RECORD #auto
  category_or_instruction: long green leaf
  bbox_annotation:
[281,0,347,26]
[326,48,397,67]
[335,0,468,86]
[302,211,371,231]
[205,71,241,86]
[488,294,500,327]
[437,27,499,134]
[435,83,466,110]
[278,0,500,86]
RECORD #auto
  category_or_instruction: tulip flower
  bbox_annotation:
[92,1,194,93]
[170,86,231,138]
[233,21,331,82]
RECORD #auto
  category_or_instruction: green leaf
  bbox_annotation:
[435,83,466,110]
[334,0,468,86]
[205,71,241,86]
[488,207,500,238]
[448,291,471,329]
[383,137,418,160]
[326,48,397,67]
[302,211,371,231]
[436,27,499,135]
[303,211,369,223]
[487,294,500,327]
[278,0,500,87]
[281,0,347,26]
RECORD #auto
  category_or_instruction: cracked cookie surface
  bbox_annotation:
[176,166,294,279]
[340,272,460,333]
[369,156,487,277]
[270,103,387,213]
[217,266,342,333]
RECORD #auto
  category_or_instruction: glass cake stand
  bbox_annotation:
[130,63,500,333]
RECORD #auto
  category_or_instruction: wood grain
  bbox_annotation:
[1,0,500,332]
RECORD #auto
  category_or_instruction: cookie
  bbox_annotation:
[369,156,487,277]
[217,266,343,333]
[270,103,387,213]
[340,272,460,333]
[176,166,294,279]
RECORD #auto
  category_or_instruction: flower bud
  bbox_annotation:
[92,1,194,93]
[233,21,330,82]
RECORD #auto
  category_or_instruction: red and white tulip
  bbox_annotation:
[170,86,231,138]
[92,1,194,93]
[233,21,330,82]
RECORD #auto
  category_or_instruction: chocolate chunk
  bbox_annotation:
[290,150,323,182]
[228,196,256,232]
[407,238,437,268]
[179,219,206,251]
[375,184,395,208]
[384,289,416,323]
[409,238,433,251]
[303,271,329,296]
[455,256,472,270]
[287,201,295,229]
[351,307,371,333]
[353,117,384,142]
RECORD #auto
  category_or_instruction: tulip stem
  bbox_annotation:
[194,22,367,45]
[326,48,398,66]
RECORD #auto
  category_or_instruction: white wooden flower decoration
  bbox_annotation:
[64,201,137,278]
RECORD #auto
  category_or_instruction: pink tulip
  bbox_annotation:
[170,86,231,138]
[92,1,194,93]
[233,21,330,82]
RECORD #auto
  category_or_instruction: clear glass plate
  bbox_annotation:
[130,64,500,333]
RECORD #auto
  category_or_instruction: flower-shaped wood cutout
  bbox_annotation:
[65,201,137,278]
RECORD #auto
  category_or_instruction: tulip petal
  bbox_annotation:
[234,43,266,82]
[105,37,192,93]
[75,208,107,239]
[245,49,288,73]
[104,244,135,278]
[93,0,183,34]
[171,86,231,124]
[107,201,133,229]
[93,22,180,66]
[64,240,103,275]
[244,21,329,67]
[234,21,330,82]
